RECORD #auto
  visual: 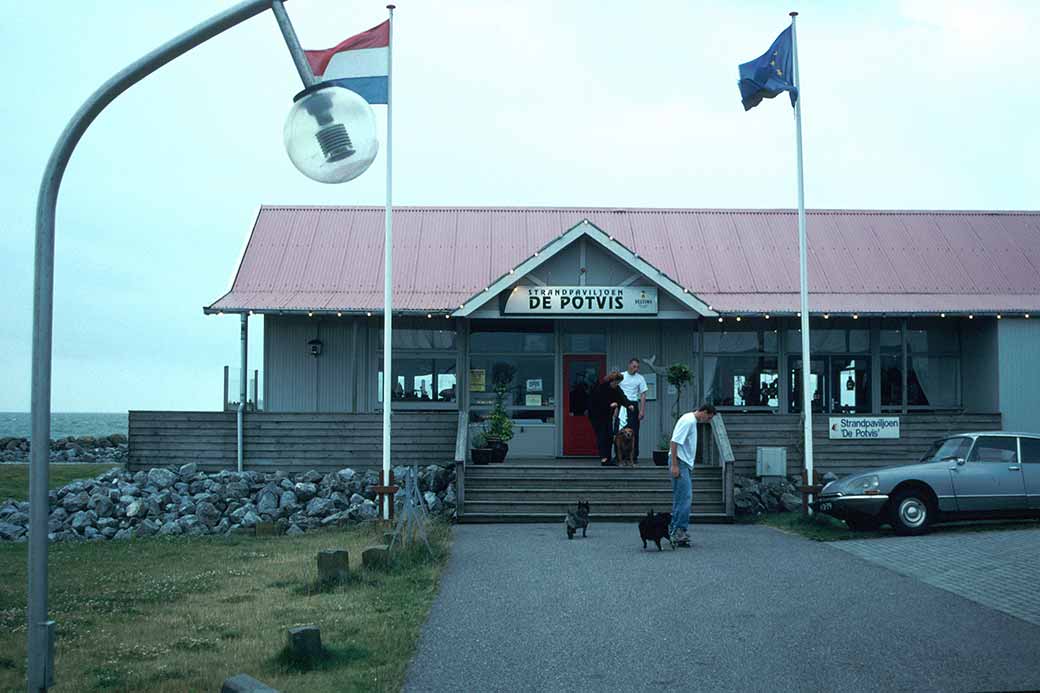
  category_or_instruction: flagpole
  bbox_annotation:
[790,11,815,510]
[381,4,395,520]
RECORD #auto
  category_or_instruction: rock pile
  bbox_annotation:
[0,434,128,464]
[732,472,839,517]
[0,463,457,543]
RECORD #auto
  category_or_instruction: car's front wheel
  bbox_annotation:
[888,489,933,536]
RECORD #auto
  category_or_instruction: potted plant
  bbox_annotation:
[653,434,670,466]
[666,363,694,421]
[484,382,514,463]
[470,431,493,465]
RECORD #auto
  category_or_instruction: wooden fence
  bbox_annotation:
[722,412,1002,477]
[128,410,458,472]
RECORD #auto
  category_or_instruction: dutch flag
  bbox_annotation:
[304,20,389,105]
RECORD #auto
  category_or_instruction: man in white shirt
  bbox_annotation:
[619,358,649,462]
[669,404,717,547]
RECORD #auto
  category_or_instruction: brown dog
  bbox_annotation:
[614,426,636,467]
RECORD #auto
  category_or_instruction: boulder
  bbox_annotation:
[336,468,356,485]
[62,491,89,514]
[179,462,198,478]
[780,492,802,513]
[425,465,450,493]
[257,490,280,516]
[126,500,147,519]
[822,471,839,483]
[135,519,160,537]
[358,499,378,520]
[158,520,182,536]
[286,524,305,537]
[240,511,260,529]
[293,482,317,502]
[305,497,335,518]
[279,491,298,509]
[298,470,323,484]
[443,485,457,507]
[196,501,221,528]
[70,510,97,532]
[147,468,177,489]
[349,493,365,506]
[0,523,26,541]
[423,491,442,514]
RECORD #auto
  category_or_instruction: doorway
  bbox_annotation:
[562,354,606,455]
[789,356,871,413]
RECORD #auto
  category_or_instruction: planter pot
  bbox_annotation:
[471,448,493,465]
[487,440,509,464]
[652,450,669,467]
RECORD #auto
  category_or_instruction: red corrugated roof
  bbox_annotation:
[205,207,1040,315]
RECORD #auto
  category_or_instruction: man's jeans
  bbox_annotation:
[670,459,692,535]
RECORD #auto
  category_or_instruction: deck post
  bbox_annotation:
[237,313,248,472]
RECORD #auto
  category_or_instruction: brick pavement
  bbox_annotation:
[829,526,1040,626]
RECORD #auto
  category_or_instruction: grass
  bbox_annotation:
[0,464,120,502]
[0,521,452,692]
[756,511,1040,542]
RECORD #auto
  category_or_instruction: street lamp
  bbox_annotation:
[285,84,378,183]
[27,2,376,689]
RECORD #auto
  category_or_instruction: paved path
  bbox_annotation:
[829,526,1040,627]
[405,523,1040,693]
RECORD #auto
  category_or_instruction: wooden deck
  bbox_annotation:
[127,410,458,472]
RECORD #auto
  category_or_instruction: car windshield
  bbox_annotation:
[920,436,972,462]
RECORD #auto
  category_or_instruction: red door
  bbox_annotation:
[563,354,606,456]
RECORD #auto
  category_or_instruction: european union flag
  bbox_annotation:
[738,26,798,111]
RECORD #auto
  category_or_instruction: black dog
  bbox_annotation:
[565,500,591,539]
[639,509,673,550]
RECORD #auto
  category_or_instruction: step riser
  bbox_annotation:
[467,501,728,511]
[460,514,733,524]
[466,492,724,502]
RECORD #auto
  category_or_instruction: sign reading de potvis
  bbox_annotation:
[829,417,900,439]
[503,286,658,315]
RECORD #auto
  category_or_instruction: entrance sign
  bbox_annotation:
[504,286,658,315]
[829,417,900,440]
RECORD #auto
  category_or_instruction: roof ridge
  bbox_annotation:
[257,205,1040,216]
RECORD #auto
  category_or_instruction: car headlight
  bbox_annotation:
[844,474,880,495]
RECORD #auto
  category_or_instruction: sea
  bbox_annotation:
[0,412,128,439]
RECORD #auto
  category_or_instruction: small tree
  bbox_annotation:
[485,382,514,442]
[666,363,694,423]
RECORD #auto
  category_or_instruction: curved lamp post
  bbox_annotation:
[27,2,376,688]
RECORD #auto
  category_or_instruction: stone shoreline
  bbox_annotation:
[1,434,128,465]
[0,462,457,543]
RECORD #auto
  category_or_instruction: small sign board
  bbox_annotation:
[829,416,900,440]
[644,372,658,401]
[526,378,543,393]
[469,369,486,392]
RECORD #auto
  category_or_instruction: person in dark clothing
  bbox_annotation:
[587,371,636,465]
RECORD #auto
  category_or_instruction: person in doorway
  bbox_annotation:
[588,371,636,466]
[669,403,717,546]
[619,358,649,462]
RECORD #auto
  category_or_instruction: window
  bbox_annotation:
[906,319,960,408]
[377,317,456,349]
[1019,437,1040,464]
[703,321,779,409]
[830,356,871,413]
[704,356,779,407]
[786,319,868,353]
[968,436,1018,464]
[563,333,606,353]
[470,321,553,353]
[376,318,458,407]
[880,318,903,409]
[469,356,554,407]
[920,436,972,462]
[378,359,457,403]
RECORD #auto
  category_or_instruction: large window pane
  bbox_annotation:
[563,333,607,353]
[704,356,779,408]
[786,319,868,353]
[907,319,959,354]
[469,356,554,407]
[830,357,871,413]
[968,436,1018,464]
[377,358,457,403]
[907,355,959,408]
[703,326,778,353]
[789,358,825,413]
[881,354,902,407]
[881,319,902,354]
[377,319,456,349]
[470,323,553,353]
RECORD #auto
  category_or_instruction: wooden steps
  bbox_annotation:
[460,462,732,523]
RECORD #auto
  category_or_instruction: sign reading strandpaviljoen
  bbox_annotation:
[504,286,658,315]
[829,417,901,440]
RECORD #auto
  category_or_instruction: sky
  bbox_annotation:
[1,0,1037,413]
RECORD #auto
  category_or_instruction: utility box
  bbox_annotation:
[756,447,787,479]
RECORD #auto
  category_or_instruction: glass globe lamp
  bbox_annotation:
[284,84,379,183]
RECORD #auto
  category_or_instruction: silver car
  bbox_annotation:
[815,432,1040,535]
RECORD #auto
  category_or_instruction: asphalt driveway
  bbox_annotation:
[405,523,1040,693]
